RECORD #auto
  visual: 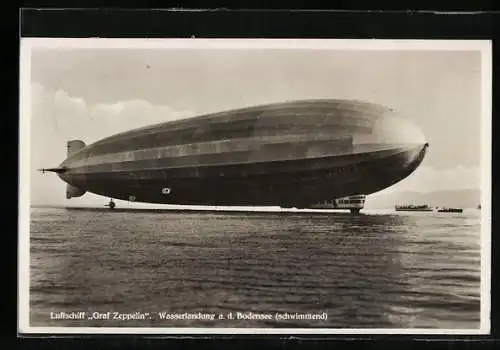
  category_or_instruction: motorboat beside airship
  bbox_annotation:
[40,99,429,214]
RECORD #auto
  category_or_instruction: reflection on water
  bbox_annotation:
[29,208,481,329]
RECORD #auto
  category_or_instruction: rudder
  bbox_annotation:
[66,140,87,199]
[67,140,86,157]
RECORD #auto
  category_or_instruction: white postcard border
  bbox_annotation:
[18,38,492,335]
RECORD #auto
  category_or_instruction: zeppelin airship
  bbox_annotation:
[40,99,429,213]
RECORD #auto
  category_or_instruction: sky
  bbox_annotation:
[24,40,487,207]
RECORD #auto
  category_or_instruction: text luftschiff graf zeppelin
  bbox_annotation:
[49,311,328,322]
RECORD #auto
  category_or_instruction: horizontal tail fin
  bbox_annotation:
[66,184,86,199]
[39,167,67,174]
[67,140,86,157]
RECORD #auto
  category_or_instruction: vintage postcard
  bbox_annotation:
[18,38,491,334]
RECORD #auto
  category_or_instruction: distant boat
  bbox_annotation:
[395,204,433,212]
[436,207,463,213]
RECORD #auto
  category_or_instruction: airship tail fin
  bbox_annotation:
[67,140,86,157]
[64,140,87,199]
[66,184,86,199]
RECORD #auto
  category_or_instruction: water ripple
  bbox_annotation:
[28,208,481,329]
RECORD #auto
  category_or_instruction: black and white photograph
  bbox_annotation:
[18,38,491,334]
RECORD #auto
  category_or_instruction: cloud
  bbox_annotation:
[32,82,195,142]
[29,82,195,206]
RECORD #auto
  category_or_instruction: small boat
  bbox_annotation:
[395,204,433,212]
[436,207,463,213]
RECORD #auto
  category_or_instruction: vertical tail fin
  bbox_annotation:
[67,140,86,157]
[66,140,86,198]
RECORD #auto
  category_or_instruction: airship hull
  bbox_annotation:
[54,99,429,207]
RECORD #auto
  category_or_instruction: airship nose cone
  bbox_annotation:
[372,112,427,147]
[373,112,429,173]
[353,111,428,154]
[352,110,428,178]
